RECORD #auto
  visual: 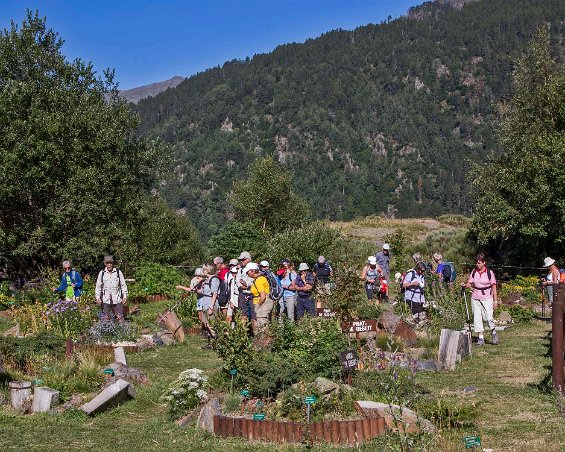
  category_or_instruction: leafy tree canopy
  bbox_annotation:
[0,11,178,274]
[469,27,565,264]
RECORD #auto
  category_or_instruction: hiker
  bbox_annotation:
[246,262,271,332]
[176,267,207,330]
[198,264,220,348]
[313,255,333,300]
[52,260,83,301]
[213,256,229,281]
[290,263,317,319]
[541,257,560,303]
[402,261,427,323]
[278,258,297,322]
[236,251,256,328]
[375,243,391,280]
[462,254,499,346]
[433,253,456,285]
[361,256,383,303]
[95,255,128,324]
[225,264,239,325]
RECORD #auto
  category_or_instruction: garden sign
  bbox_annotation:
[343,319,377,334]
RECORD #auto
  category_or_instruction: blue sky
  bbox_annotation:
[1,1,421,90]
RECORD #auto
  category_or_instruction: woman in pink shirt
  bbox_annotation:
[463,254,499,346]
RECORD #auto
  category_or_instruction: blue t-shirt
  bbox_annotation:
[280,271,297,297]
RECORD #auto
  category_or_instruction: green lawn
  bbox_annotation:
[1,319,563,451]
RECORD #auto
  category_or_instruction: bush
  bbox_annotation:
[495,305,535,323]
[162,368,209,419]
[265,221,342,265]
[208,220,267,260]
[353,368,422,407]
[500,275,541,304]
[130,262,186,297]
[274,381,356,422]
[0,333,66,373]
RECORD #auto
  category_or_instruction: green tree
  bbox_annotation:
[0,11,158,273]
[229,157,310,233]
[207,220,267,260]
[470,28,565,264]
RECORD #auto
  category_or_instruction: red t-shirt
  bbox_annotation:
[218,267,229,281]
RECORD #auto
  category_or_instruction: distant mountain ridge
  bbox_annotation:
[132,0,565,240]
[120,76,184,103]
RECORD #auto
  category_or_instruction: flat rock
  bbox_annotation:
[414,360,438,372]
[80,379,135,416]
[197,397,221,432]
[355,400,436,433]
[106,362,148,385]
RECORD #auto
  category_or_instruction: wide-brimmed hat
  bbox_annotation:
[259,260,270,267]
[543,257,556,268]
[103,255,114,263]
[244,263,259,274]
[298,263,310,271]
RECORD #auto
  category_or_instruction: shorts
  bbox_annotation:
[238,292,256,320]
[197,297,211,311]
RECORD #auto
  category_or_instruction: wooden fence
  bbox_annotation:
[551,283,565,392]
[213,415,386,445]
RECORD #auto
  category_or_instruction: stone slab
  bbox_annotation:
[80,379,135,416]
[355,400,435,433]
[113,346,127,366]
[32,387,60,413]
[197,398,221,432]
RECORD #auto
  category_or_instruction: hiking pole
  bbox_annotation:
[157,290,190,324]
[461,286,472,335]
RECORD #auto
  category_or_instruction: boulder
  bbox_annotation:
[106,362,149,385]
[498,310,512,323]
[197,397,221,433]
[158,331,175,346]
[377,312,417,345]
[80,379,136,416]
[355,400,436,433]
[32,387,59,413]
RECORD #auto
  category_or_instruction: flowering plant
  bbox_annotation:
[45,298,94,339]
[162,368,209,419]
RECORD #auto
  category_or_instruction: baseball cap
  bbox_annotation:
[259,260,269,267]
[368,256,377,265]
[383,244,390,250]
[238,251,252,260]
[103,255,114,263]
[228,258,239,266]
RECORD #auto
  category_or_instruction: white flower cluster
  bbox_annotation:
[162,368,209,418]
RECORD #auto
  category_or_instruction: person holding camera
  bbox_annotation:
[402,261,427,323]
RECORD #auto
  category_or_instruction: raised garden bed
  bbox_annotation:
[213,414,386,445]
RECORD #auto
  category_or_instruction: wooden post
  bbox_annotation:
[362,418,371,440]
[65,336,73,359]
[354,419,364,444]
[552,283,565,393]
[331,420,340,444]
[323,421,332,443]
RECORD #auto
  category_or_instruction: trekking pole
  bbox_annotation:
[157,290,190,324]
[461,286,472,334]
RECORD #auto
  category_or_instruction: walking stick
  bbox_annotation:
[461,286,472,335]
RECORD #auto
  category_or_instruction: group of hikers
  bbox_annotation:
[53,245,565,348]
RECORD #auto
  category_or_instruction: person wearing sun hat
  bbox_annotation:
[361,256,383,303]
[290,263,316,318]
[541,257,560,303]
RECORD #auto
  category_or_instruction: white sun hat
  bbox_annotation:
[298,263,310,271]
[543,257,556,268]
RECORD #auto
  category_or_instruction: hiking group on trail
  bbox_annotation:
[52,244,531,348]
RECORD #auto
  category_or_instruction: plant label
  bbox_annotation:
[343,319,377,333]
[316,308,337,318]
[340,350,359,370]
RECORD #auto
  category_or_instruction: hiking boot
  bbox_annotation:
[491,332,499,345]
[476,337,485,346]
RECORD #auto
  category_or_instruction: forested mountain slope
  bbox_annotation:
[134,0,565,239]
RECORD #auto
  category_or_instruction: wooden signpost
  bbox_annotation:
[316,308,337,318]
[342,319,377,334]
[340,350,358,385]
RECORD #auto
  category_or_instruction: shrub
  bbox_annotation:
[45,298,95,339]
[208,220,267,260]
[162,368,209,419]
[0,333,66,373]
[274,381,356,422]
[353,368,422,407]
[495,304,535,323]
[211,313,254,377]
[265,221,342,265]
[83,321,139,343]
[130,262,186,297]
[416,398,479,429]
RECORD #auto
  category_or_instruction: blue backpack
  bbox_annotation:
[441,262,457,283]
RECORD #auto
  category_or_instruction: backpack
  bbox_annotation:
[211,276,229,307]
[264,270,283,301]
[399,270,415,294]
[441,262,457,283]
[470,268,494,295]
[97,268,125,300]
[559,269,565,283]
